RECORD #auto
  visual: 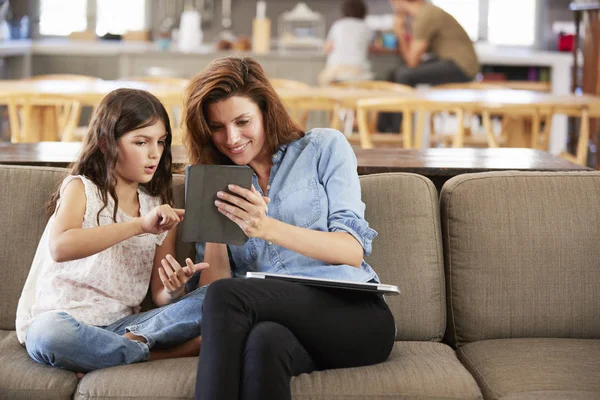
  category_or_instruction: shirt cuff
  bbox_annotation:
[329,219,378,256]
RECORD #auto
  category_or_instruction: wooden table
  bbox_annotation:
[0,143,589,191]
[0,79,186,142]
[279,87,600,154]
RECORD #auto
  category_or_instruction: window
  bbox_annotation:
[39,0,147,37]
[487,0,537,46]
[431,0,479,41]
[96,0,146,36]
[39,0,87,36]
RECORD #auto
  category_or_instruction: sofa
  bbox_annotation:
[0,164,598,400]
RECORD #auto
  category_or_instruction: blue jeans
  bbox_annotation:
[25,285,207,372]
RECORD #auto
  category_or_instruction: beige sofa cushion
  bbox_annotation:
[0,166,69,330]
[441,171,600,347]
[361,173,445,341]
[0,330,78,399]
[457,338,600,400]
[75,342,482,400]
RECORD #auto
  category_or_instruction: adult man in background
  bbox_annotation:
[378,0,480,132]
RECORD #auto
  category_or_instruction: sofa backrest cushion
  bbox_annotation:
[0,166,69,330]
[361,173,445,341]
[441,171,600,347]
[0,166,194,329]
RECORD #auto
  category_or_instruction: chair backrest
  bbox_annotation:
[332,80,414,93]
[6,94,82,143]
[441,171,600,347]
[269,78,311,90]
[126,76,190,87]
[26,74,102,82]
[433,82,507,90]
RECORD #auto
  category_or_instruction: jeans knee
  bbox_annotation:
[26,311,78,363]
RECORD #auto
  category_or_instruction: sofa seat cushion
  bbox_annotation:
[457,338,600,400]
[291,341,482,400]
[0,330,78,400]
[75,342,482,400]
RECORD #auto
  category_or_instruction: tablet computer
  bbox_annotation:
[181,164,254,245]
[245,272,400,295]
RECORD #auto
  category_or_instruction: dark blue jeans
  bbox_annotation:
[194,278,396,400]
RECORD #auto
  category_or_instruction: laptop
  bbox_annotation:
[245,272,400,295]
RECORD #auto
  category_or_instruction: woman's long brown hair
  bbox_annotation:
[184,56,304,165]
[47,88,174,223]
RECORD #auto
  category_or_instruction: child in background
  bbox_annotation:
[16,88,208,377]
[318,0,373,86]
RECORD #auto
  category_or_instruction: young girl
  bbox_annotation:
[184,57,395,400]
[16,88,208,376]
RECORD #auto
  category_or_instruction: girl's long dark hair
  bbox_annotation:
[47,88,173,223]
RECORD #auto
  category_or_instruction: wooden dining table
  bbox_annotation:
[278,87,600,150]
[0,79,187,143]
[0,142,589,191]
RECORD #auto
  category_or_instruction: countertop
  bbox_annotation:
[0,39,575,67]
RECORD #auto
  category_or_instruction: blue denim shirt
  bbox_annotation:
[194,128,379,283]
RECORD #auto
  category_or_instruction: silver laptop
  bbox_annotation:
[245,272,400,295]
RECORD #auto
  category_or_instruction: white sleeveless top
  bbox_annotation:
[16,175,167,344]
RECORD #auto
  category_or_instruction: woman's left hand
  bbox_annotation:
[215,185,270,239]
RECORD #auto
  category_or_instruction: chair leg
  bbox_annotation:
[62,101,82,142]
[540,112,553,151]
[576,108,590,165]
[452,108,465,148]
[402,109,413,149]
[7,100,21,143]
[482,110,499,148]
[356,107,373,149]
[530,109,541,149]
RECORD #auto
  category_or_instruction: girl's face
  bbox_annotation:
[206,96,268,167]
[114,120,168,185]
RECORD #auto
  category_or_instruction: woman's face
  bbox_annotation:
[206,96,267,166]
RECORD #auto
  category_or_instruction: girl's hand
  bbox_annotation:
[159,254,209,298]
[215,185,271,239]
[141,205,185,234]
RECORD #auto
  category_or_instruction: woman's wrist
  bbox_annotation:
[260,217,278,243]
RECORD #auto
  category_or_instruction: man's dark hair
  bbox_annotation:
[342,0,367,19]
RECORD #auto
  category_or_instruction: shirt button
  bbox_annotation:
[273,154,278,159]
[267,185,271,190]
[268,241,272,245]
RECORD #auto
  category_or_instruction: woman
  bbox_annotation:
[184,56,395,400]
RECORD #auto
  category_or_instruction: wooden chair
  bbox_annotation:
[280,94,341,131]
[269,78,311,90]
[329,81,415,145]
[7,93,82,143]
[355,97,428,149]
[23,74,103,141]
[430,82,513,148]
[270,79,314,129]
[331,80,413,92]
[126,76,189,145]
[560,107,592,166]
